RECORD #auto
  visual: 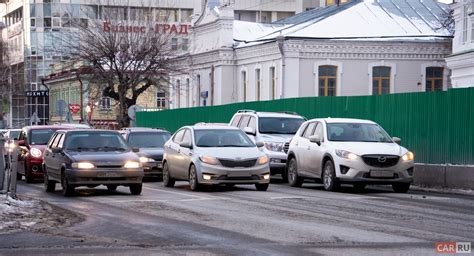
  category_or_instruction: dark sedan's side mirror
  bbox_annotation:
[255,141,264,148]
[17,140,25,146]
[309,135,322,146]
[392,137,401,145]
[180,141,193,149]
[132,147,140,153]
[51,148,62,154]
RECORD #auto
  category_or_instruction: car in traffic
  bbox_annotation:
[43,129,144,196]
[162,125,270,191]
[16,125,90,183]
[229,110,305,181]
[120,127,171,180]
[286,118,414,193]
[4,128,21,140]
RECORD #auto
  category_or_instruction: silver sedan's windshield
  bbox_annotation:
[327,123,393,143]
[65,132,130,151]
[194,129,255,147]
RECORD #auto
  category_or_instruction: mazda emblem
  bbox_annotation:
[378,156,386,163]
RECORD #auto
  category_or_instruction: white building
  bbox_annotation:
[0,0,325,127]
[172,0,453,108]
[446,0,474,88]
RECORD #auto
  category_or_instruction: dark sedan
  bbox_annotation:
[43,130,144,196]
[120,128,171,180]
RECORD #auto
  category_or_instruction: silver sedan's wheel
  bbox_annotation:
[323,160,339,191]
[189,165,201,191]
[162,162,175,187]
[288,157,303,187]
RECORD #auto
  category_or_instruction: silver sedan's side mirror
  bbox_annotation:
[255,141,264,148]
[309,135,322,146]
[392,137,401,145]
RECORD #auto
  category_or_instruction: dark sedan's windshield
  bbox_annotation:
[259,117,304,134]
[327,123,393,143]
[194,129,255,147]
[9,130,20,140]
[30,129,59,145]
[128,132,171,148]
[65,132,129,151]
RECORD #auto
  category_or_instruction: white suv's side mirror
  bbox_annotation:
[243,127,256,135]
[392,137,401,145]
[309,135,322,145]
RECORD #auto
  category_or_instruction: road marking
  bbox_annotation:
[271,196,309,200]
[143,185,220,200]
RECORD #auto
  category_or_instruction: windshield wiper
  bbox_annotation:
[221,145,253,147]
[98,146,127,151]
[68,147,93,151]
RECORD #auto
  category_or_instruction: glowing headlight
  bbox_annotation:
[402,151,414,161]
[263,174,270,180]
[202,174,212,180]
[139,157,154,163]
[264,142,285,152]
[199,156,219,165]
[335,150,358,160]
[72,162,95,169]
[30,147,42,158]
[257,155,269,165]
[124,161,141,168]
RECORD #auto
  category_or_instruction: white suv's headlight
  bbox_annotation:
[335,150,358,160]
[264,142,284,152]
[30,148,42,158]
[401,151,414,161]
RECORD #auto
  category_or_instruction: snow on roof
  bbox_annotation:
[234,0,451,48]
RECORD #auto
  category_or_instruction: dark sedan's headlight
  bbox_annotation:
[72,162,95,169]
[139,157,154,163]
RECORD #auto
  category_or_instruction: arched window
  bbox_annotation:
[372,66,391,95]
[318,65,337,96]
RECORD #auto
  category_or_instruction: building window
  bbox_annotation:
[31,18,36,27]
[186,78,190,107]
[100,97,111,110]
[171,38,178,50]
[426,67,443,92]
[255,69,261,100]
[241,71,247,102]
[182,38,189,51]
[196,75,201,107]
[372,66,391,95]
[318,65,337,96]
[269,67,276,100]
[157,92,167,109]
[463,5,469,43]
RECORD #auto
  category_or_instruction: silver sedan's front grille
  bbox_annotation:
[218,159,257,168]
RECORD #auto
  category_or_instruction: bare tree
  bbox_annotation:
[0,32,10,127]
[56,1,189,127]
[436,8,455,36]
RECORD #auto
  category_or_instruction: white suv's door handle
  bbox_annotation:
[307,146,311,150]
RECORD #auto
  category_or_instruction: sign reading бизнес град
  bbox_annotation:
[103,22,191,35]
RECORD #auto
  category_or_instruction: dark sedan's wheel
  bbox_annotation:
[44,171,55,193]
[130,184,142,195]
[287,157,303,187]
[353,183,366,191]
[189,165,201,191]
[16,172,22,181]
[323,160,339,191]
[107,185,118,191]
[255,183,269,191]
[162,162,175,187]
[61,174,75,197]
[392,183,410,193]
[25,167,34,183]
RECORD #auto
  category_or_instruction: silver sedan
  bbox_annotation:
[162,125,270,191]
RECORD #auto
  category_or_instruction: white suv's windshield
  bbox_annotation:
[327,123,393,143]
[195,129,255,147]
[259,117,304,134]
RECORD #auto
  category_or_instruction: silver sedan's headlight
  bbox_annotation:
[264,142,285,152]
[401,151,414,161]
[335,150,359,160]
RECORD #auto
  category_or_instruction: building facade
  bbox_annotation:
[0,0,326,128]
[446,0,474,88]
[171,0,453,109]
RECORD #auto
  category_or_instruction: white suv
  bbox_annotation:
[229,110,305,180]
[286,118,414,193]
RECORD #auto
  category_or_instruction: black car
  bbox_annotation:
[43,129,144,196]
[120,128,171,180]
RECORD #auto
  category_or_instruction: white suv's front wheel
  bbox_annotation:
[323,160,339,191]
[287,157,303,187]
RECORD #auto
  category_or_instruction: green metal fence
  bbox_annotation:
[137,88,474,165]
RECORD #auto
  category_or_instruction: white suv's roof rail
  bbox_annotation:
[237,109,257,114]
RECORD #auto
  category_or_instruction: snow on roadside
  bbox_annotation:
[0,196,81,234]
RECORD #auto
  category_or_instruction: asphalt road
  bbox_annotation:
[1,179,473,255]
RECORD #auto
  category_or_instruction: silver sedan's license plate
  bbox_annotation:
[98,172,120,178]
[228,171,251,177]
[370,170,393,178]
